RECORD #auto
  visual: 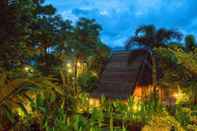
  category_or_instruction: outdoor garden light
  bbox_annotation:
[77,62,81,67]
[17,108,25,119]
[91,71,98,77]
[24,66,30,72]
[133,104,138,112]
[67,63,72,68]
[24,66,34,73]
[68,69,73,73]
[132,103,141,112]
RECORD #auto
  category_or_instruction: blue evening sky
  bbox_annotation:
[46,0,197,47]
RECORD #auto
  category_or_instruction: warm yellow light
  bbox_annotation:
[173,93,179,98]
[24,66,30,72]
[132,102,141,112]
[68,69,72,73]
[95,99,100,107]
[89,98,100,107]
[173,88,189,104]
[89,98,94,106]
[173,90,183,99]
[91,71,98,77]
[77,62,81,67]
[24,66,34,73]
[67,63,72,68]
[17,108,25,119]
[77,108,84,113]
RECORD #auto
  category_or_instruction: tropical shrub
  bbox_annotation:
[78,71,98,92]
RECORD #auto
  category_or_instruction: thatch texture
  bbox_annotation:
[91,48,152,99]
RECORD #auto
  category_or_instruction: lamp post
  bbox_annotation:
[66,60,81,94]
[66,62,73,85]
[24,65,34,76]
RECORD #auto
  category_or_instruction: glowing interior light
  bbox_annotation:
[95,99,100,107]
[89,98,100,107]
[173,88,183,97]
[89,98,94,106]
[173,93,179,98]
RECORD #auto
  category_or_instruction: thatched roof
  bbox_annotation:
[91,48,153,99]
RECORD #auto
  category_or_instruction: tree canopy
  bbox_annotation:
[125,24,182,49]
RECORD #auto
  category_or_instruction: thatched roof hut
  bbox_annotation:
[90,48,153,100]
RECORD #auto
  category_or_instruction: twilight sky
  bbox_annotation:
[46,0,197,47]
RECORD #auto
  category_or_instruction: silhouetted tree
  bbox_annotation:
[125,25,182,49]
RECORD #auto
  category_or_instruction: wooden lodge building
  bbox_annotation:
[90,48,155,106]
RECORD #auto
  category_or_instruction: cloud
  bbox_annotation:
[47,0,197,47]
[61,10,78,22]
[100,10,109,16]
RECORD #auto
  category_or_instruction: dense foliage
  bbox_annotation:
[0,0,110,130]
[125,24,197,130]
[0,1,196,130]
